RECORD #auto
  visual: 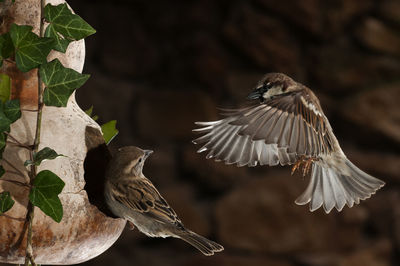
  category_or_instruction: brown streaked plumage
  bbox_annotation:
[193,73,385,213]
[104,146,224,256]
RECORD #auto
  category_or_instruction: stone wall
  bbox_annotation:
[70,0,400,265]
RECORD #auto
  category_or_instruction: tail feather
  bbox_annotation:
[295,158,385,213]
[177,230,224,256]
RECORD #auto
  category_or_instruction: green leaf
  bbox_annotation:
[0,191,14,214]
[0,33,14,66]
[44,4,96,41]
[9,23,54,72]
[4,99,21,123]
[29,190,63,222]
[44,24,71,53]
[84,105,93,116]
[84,105,99,121]
[0,73,11,103]
[101,120,119,145]
[40,59,90,107]
[24,147,63,166]
[31,170,65,197]
[0,165,5,177]
[29,170,65,222]
[0,103,11,133]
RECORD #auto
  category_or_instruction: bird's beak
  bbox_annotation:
[144,150,153,159]
[247,87,263,100]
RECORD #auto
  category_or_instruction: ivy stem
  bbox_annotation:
[24,0,46,265]
[0,179,30,188]
[4,58,15,64]
[5,170,27,179]
[0,213,25,222]
[2,158,28,180]
[4,132,33,150]
[6,141,32,150]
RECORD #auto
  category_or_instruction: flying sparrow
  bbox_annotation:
[104,146,224,256]
[193,73,385,213]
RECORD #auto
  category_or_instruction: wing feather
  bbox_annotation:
[193,89,333,167]
[193,78,384,213]
[111,178,182,226]
[277,112,291,147]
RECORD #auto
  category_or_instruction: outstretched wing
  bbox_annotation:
[111,178,183,227]
[193,89,335,167]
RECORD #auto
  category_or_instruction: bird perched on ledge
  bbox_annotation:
[105,146,223,256]
[193,73,385,213]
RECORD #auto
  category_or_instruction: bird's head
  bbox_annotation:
[247,73,299,102]
[108,146,153,177]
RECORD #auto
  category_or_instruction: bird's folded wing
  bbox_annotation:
[193,91,334,167]
[112,179,182,226]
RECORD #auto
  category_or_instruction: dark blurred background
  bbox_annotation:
[69,0,400,265]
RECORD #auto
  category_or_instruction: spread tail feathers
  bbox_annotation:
[295,158,385,213]
[177,230,224,256]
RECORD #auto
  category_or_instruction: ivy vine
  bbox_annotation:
[0,1,118,265]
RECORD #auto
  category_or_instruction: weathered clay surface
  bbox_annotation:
[0,0,126,264]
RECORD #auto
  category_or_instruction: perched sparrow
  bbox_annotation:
[104,146,224,256]
[193,73,385,213]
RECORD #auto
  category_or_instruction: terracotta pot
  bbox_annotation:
[0,0,126,264]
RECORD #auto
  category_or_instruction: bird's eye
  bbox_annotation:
[263,82,272,90]
[138,158,142,163]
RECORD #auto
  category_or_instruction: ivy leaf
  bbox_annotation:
[44,24,71,53]
[9,24,54,72]
[101,120,118,145]
[0,73,11,103]
[0,33,14,66]
[44,4,96,41]
[84,105,93,116]
[84,105,98,121]
[30,192,63,222]
[0,191,15,214]
[4,99,21,123]
[31,170,65,197]
[40,59,90,107]
[0,165,4,177]
[29,170,65,222]
[24,147,63,166]
[0,103,11,133]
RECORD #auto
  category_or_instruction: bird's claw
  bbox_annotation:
[291,160,302,175]
[291,156,318,176]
